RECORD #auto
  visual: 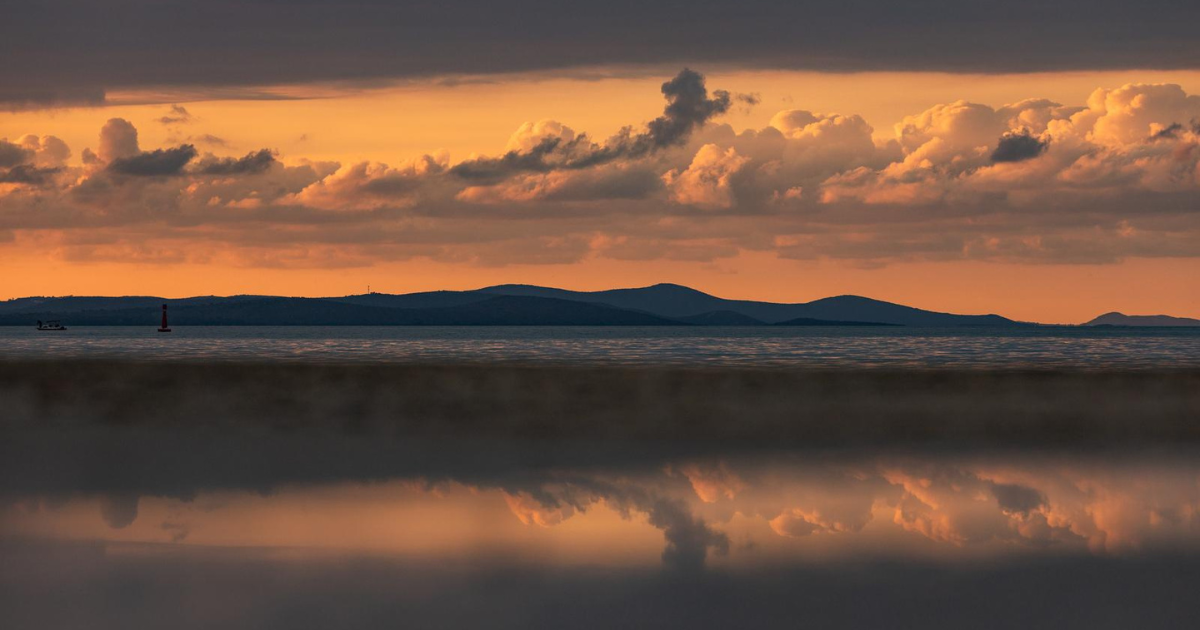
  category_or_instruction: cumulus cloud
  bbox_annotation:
[97,118,141,163]
[1087,83,1200,146]
[2,75,1200,268]
[450,68,731,180]
[817,83,1200,225]
[663,144,750,209]
[504,120,577,154]
[19,135,71,167]
[499,476,729,572]
[0,136,68,187]
[287,155,444,210]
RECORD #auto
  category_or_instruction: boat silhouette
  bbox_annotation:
[36,320,67,331]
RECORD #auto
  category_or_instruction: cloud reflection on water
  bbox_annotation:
[5,452,1197,569]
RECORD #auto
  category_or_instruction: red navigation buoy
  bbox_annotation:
[158,303,172,333]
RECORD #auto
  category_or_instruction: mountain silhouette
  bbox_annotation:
[775,316,894,327]
[478,283,1020,326]
[0,283,1027,326]
[675,310,766,326]
[1085,312,1200,327]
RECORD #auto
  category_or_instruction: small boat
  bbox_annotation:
[36,320,67,331]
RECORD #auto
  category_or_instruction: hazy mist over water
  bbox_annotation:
[1,325,1199,368]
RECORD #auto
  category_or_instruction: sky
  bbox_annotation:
[2,0,1199,323]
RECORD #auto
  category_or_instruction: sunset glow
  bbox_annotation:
[3,3,1199,627]
[4,68,1199,322]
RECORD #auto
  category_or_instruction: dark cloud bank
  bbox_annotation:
[107,145,197,177]
[106,146,277,177]
[3,0,1199,106]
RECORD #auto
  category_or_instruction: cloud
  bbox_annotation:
[456,165,662,203]
[499,477,729,571]
[0,164,61,185]
[1087,83,1200,146]
[0,136,67,187]
[645,69,733,151]
[679,463,745,503]
[991,482,1047,515]
[0,85,106,111]
[191,134,228,147]
[1150,122,1185,141]
[3,76,1200,268]
[647,495,729,572]
[769,507,873,537]
[107,145,198,177]
[4,0,1200,110]
[0,141,32,168]
[97,118,140,163]
[194,149,277,175]
[287,156,442,210]
[98,494,139,529]
[450,69,731,180]
[505,120,576,153]
[158,104,194,125]
[990,130,1049,163]
[17,134,71,167]
[663,144,750,209]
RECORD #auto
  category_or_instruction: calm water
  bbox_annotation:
[0,325,1198,367]
[4,326,1200,628]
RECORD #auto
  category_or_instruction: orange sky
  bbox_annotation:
[2,69,1199,323]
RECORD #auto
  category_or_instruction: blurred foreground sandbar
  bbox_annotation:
[2,360,1197,447]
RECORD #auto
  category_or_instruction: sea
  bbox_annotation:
[0,324,1197,367]
[3,325,1199,628]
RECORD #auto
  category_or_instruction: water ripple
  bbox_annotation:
[1,326,1198,368]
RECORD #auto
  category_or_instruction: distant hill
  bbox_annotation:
[775,316,894,327]
[1085,312,1200,327]
[0,283,1028,327]
[333,291,492,310]
[0,295,268,314]
[479,283,1022,326]
[0,295,680,326]
[675,310,765,326]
